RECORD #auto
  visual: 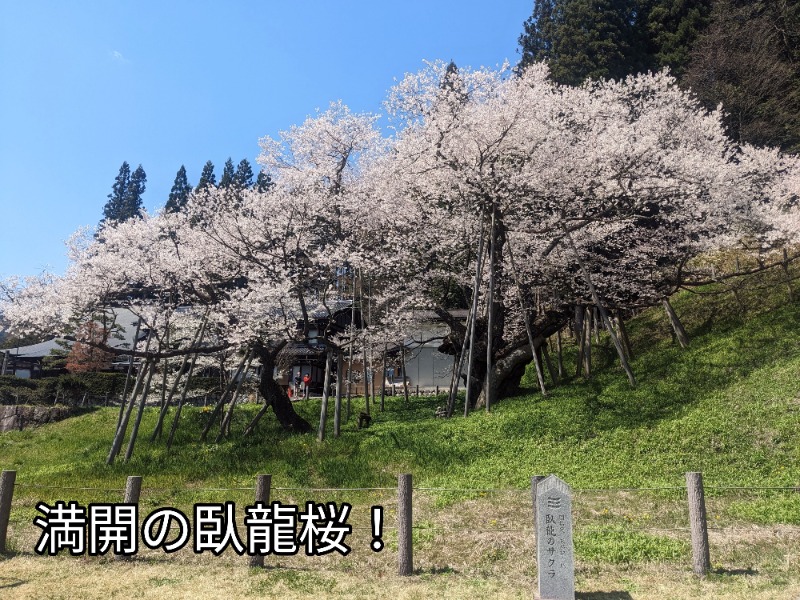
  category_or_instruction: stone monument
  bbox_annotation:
[536,475,575,600]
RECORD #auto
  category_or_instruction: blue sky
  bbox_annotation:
[0,1,532,279]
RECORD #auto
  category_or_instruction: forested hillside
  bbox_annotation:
[519,0,800,152]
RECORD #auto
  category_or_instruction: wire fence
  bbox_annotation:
[2,470,799,577]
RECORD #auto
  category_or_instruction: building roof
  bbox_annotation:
[2,308,147,359]
[2,338,67,359]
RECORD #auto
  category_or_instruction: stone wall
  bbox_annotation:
[0,405,76,433]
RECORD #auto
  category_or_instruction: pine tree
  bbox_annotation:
[234,158,254,188]
[197,161,216,190]
[166,165,193,213]
[101,162,131,224]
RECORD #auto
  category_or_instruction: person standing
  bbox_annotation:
[302,373,311,400]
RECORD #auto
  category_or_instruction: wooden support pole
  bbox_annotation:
[616,309,634,361]
[219,351,256,440]
[116,475,141,560]
[334,352,343,438]
[485,209,497,413]
[249,474,272,568]
[108,352,152,465]
[464,221,487,415]
[542,343,559,386]
[663,298,690,349]
[243,402,270,437]
[583,307,592,379]
[398,473,413,576]
[401,348,410,405]
[556,329,564,379]
[686,471,711,577]
[507,239,547,397]
[380,342,387,412]
[564,228,636,386]
[124,360,157,462]
[166,349,203,450]
[783,247,794,302]
[0,470,16,554]
[574,305,586,377]
[318,348,333,442]
[116,319,142,432]
[362,342,371,416]
[201,348,251,442]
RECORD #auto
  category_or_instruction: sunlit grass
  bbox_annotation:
[1,273,799,598]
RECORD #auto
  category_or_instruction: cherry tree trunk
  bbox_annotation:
[254,343,312,433]
[470,313,568,409]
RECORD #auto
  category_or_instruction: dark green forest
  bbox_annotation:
[519,0,800,152]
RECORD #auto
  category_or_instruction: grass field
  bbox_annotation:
[1,276,799,599]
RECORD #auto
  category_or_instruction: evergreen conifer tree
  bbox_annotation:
[255,170,273,193]
[123,165,146,220]
[166,165,193,213]
[219,157,236,188]
[519,0,651,85]
[197,161,216,190]
[101,161,131,224]
[234,158,254,188]
[646,0,712,77]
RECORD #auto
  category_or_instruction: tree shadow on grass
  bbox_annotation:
[561,301,800,432]
[712,567,758,576]
[0,578,26,590]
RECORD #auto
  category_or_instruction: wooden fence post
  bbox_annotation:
[0,470,16,554]
[249,474,272,568]
[398,473,413,576]
[115,475,141,560]
[686,471,711,576]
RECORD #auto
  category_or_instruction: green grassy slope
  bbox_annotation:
[2,285,799,498]
[1,281,799,598]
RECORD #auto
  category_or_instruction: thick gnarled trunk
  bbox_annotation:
[254,342,312,434]
[441,310,569,412]
[473,325,563,410]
